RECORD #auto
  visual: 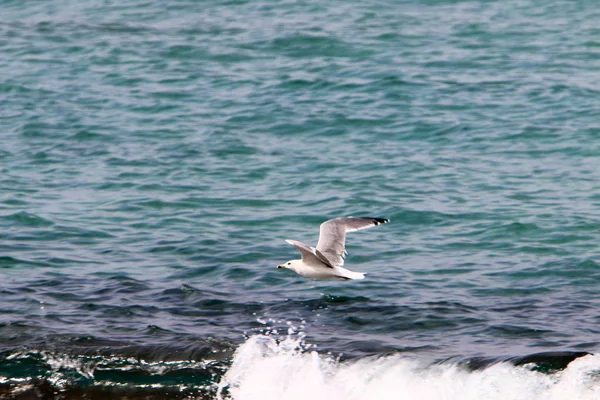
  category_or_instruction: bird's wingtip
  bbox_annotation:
[346,216,390,223]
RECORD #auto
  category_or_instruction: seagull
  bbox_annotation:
[277,217,389,280]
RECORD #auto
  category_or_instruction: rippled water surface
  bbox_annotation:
[2,0,600,398]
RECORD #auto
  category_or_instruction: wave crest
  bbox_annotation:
[218,334,600,400]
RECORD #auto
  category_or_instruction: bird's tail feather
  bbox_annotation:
[337,268,366,280]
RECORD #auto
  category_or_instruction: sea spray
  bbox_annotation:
[217,331,600,400]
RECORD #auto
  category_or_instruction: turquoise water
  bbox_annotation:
[2,0,600,398]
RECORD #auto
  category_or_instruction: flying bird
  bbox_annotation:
[277,216,389,280]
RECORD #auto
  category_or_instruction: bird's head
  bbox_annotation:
[277,259,302,270]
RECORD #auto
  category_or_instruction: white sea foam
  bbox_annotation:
[217,334,600,400]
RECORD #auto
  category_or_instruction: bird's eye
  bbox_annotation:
[287,262,291,265]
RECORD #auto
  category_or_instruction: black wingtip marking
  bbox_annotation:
[347,216,390,225]
[372,217,389,225]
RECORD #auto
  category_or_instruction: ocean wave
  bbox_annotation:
[1,329,598,399]
[218,334,600,400]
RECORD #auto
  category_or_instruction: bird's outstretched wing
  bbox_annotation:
[285,239,334,268]
[316,217,389,267]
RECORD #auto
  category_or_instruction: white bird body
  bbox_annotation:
[285,259,366,280]
[277,217,389,280]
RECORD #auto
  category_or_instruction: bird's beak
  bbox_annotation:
[277,264,284,269]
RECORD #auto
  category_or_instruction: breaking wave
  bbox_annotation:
[218,333,600,400]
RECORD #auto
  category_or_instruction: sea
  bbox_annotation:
[2,0,600,398]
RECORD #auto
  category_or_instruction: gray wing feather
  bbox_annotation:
[315,217,389,267]
[286,239,334,268]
